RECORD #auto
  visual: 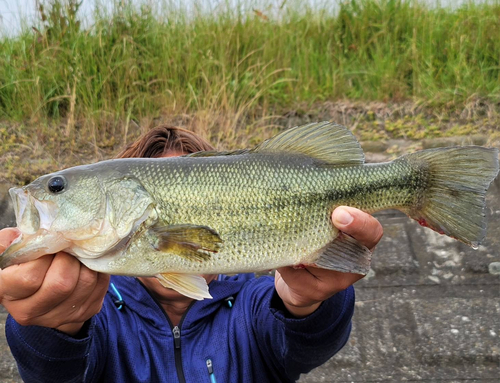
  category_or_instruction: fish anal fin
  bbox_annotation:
[314,232,372,275]
[150,224,222,262]
[156,273,213,300]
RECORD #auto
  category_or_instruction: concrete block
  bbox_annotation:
[409,298,500,364]
[298,328,361,382]
[371,223,418,275]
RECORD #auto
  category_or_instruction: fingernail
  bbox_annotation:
[334,209,353,225]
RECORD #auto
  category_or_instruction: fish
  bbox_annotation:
[0,122,498,299]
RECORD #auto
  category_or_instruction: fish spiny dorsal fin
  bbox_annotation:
[255,122,365,165]
[184,149,250,158]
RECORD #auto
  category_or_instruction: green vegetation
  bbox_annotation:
[0,0,499,183]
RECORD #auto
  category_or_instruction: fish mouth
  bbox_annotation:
[9,187,59,234]
[0,188,64,269]
[9,187,35,233]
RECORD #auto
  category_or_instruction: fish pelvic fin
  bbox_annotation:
[149,223,222,262]
[314,232,372,275]
[403,146,499,247]
[156,273,213,300]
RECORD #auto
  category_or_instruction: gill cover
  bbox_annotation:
[69,177,156,258]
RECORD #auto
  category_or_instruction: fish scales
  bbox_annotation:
[101,155,423,275]
[122,154,336,274]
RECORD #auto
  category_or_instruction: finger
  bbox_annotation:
[12,267,109,329]
[275,267,321,304]
[13,253,82,320]
[59,267,109,319]
[332,206,383,250]
[308,268,364,292]
[279,266,363,296]
[0,228,21,252]
[42,266,107,326]
[73,272,110,321]
[0,255,54,300]
[53,265,100,318]
[277,266,316,285]
[53,271,110,327]
[34,253,81,308]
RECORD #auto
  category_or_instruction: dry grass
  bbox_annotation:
[1,99,498,185]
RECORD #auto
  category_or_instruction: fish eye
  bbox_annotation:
[47,176,66,194]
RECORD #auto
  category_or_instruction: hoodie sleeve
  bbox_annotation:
[248,276,355,381]
[5,313,108,383]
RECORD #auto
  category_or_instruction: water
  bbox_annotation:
[0,0,494,36]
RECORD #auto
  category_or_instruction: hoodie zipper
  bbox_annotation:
[172,325,183,382]
[169,303,195,383]
[206,358,217,383]
[137,279,195,383]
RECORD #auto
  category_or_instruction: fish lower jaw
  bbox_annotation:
[0,231,70,269]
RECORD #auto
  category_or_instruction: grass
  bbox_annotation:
[0,0,499,183]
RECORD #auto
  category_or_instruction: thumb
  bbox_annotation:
[332,206,383,250]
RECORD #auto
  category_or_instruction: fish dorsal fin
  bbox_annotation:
[255,122,364,165]
[184,122,364,165]
[184,149,250,158]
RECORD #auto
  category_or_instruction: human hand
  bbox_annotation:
[0,228,110,336]
[275,206,383,318]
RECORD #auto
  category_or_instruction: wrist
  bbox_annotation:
[283,301,322,318]
[55,322,86,337]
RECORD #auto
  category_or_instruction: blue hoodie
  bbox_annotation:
[6,273,354,383]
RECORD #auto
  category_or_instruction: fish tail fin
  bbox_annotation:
[403,146,499,247]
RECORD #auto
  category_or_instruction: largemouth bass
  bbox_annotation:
[1,122,498,299]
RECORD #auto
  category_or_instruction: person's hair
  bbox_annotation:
[116,125,214,159]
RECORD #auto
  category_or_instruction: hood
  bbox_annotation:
[109,274,257,329]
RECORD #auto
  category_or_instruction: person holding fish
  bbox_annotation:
[0,122,497,382]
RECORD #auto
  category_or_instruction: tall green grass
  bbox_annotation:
[0,0,499,132]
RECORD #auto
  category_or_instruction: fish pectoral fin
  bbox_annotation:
[150,224,222,262]
[156,273,213,300]
[314,232,372,275]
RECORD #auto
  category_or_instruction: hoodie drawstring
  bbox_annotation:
[110,282,124,310]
